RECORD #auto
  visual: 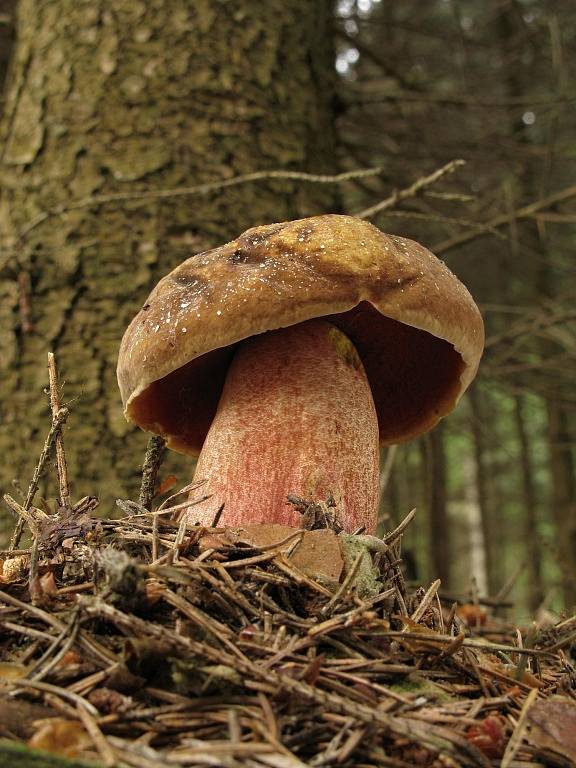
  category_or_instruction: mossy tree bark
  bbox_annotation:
[0,0,16,103]
[0,0,337,508]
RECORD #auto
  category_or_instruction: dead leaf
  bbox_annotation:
[28,718,92,757]
[512,667,547,689]
[145,578,163,606]
[399,616,437,634]
[199,524,344,584]
[87,687,132,714]
[238,624,260,640]
[456,603,487,627]
[527,696,576,764]
[157,474,178,496]
[55,650,84,668]
[39,570,59,598]
[0,555,29,583]
[465,713,507,758]
[395,616,446,653]
[302,653,325,686]
[0,662,28,681]
[38,505,95,549]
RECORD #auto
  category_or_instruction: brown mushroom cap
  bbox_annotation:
[117,214,484,455]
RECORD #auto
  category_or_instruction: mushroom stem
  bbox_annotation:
[188,319,380,533]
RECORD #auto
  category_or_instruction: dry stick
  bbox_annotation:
[383,508,417,546]
[366,207,507,241]
[139,435,167,562]
[485,305,576,350]
[355,159,465,220]
[500,688,539,768]
[410,579,442,624]
[376,631,553,657]
[28,537,42,606]
[47,352,70,509]
[139,435,167,511]
[349,89,576,108]
[148,495,210,517]
[171,513,189,564]
[321,551,365,616]
[29,613,80,682]
[12,166,386,245]
[156,478,207,512]
[433,182,576,255]
[80,598,490,766]
[0,587,117,664]
[75,701,117,768]
[544,628,576,653]
[2,621,55,643]
[7,678,100,717]
[26,354,70,604]
[3,494,48,536]
[378,445,398,526]
[8,405,69,550]
[0,547,30,555]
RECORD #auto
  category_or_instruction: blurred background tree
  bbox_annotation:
[332,0,575,615]
[1,0,575,616]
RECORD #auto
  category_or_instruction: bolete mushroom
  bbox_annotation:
[117,215,483,534]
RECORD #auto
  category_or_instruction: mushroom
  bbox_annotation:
[117,215,484,534]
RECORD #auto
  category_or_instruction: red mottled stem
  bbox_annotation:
[188,319,380,533]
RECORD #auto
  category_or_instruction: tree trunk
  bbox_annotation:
[497,1,576,610]
[424,424,451,590]
[0,0,337,507]
[457,449,488,598]
[547,400,576,608]
[468,387,499,597]
[513,395,545,613]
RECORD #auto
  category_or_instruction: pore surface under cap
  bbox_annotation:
[117,214,484,454]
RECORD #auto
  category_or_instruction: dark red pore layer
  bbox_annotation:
[132,302,465,456]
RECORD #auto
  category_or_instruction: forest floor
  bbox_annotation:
[0,362,575,768]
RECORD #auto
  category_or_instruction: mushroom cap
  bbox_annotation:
[117,214,484,455]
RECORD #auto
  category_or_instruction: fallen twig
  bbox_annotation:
[47,352,71,509]
[355,159,466,220]
[7,406,69,550]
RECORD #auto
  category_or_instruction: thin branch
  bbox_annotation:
[433,183,576,254]
[374,208,507,240]
[383,508,417,546]
[75,701,117,767]
[8,406,69,550]
[139,435,167,562]
[7,678,100,717]
[500,688,539,768]
[13,166,386,244]
[410,579,442,624]
[139,435,167,512]
[348,89,576,109]
[355,160,466,220]
[48,352,70,508]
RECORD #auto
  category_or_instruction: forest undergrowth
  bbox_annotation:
[0,355,575,768]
